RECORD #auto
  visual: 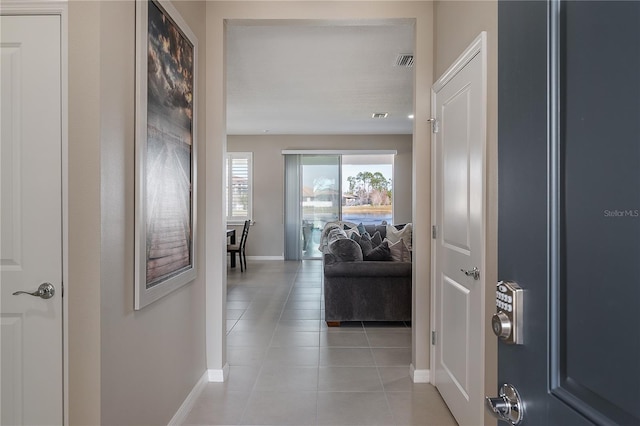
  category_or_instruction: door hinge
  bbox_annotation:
[428,118,439,133]
[432,331,437,345]
[432,225,437,239]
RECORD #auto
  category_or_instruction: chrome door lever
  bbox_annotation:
[485,384,524,425]
[461,267,480,280]
[13,282,55,299]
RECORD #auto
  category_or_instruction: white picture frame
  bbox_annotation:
[134,0,198,309]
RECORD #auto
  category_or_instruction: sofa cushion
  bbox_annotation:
[364,240,391,261]
[323,255,411,277]
[329,237,363,262]
[364,225,387,239]
[386,223,412,250]
[387,238,411,262]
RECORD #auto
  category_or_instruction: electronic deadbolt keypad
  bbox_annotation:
[492,281,523,344]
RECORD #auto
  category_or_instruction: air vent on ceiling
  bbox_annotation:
[372,113,389,119]
[395,54,414,68]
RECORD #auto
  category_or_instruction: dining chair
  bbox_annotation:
[227,220,251,271]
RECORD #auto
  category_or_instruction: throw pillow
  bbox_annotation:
[364,240,392,261]
[318,223,342,253]
[329,238,363,262]
[357,233,374,255]
[386,223,413,250]
[344,228,360,240]
[343,222,358,232]
[357,222,367,235]
[370,231,383,248]
[327,228,347,247]
[387,238,411,262]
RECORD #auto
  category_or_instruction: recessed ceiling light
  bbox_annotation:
[408,114,415,119]
[372,113,388,119]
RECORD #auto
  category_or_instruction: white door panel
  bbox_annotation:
[432,33,486,426]
[440,275,470,396]
[1,15,63,425]
[442,85,472,255]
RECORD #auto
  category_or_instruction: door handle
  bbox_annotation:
[13,282,55,299]
[485,383,524,425]
[461,267,480,280]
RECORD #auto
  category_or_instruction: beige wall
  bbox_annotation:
[65,1,499,423]
[434,1,498,424]
[228,134,413,257]
[68,1,207,424]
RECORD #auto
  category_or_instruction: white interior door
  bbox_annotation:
[432,33,486,426]
[1,14,63,425]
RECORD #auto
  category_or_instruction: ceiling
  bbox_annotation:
[226,21,415,135]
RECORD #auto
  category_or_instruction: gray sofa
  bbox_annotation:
[321,223,412,326]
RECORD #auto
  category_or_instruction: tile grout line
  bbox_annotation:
[235,263,300,425]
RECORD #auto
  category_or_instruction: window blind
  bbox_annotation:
[226,152,252,222]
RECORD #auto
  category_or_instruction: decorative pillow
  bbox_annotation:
[387,238,411,262]
[357,233,374,255]
[370,231,383,248]
[342,221,359,229]
[357,222,367,235]
[350,232,361,243]
[329,238,363,262]
[364,240,391,261]
[342,222,359,233]
[344,228,360,240]
[318,223,342,252]
[386,223,412,250]
[326,229,348,253]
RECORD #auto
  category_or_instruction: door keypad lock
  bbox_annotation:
[492,281,523,344]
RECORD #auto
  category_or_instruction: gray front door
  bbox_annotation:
[497,1,639,424]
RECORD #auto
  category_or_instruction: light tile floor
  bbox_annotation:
[184,260,458,426]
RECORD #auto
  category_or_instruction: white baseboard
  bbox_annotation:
[167,371,209,426]
[207,364,229,382]
[410,364,430,383]
[246,256,284,261]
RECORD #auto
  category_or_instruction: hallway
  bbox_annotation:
[183,260,457,425]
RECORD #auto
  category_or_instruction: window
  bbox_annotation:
[226,152,252,223]
[341,154,393,225]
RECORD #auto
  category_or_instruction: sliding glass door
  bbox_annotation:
[300,155,340,259]
[284,152,394,260]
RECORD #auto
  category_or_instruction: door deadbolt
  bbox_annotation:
[492,311,512,339]
[486,383,524,425]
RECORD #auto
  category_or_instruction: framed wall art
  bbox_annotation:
[135,0,198,309]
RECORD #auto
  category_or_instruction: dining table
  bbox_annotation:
[226,228,236,245]
[226,228,237,267]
